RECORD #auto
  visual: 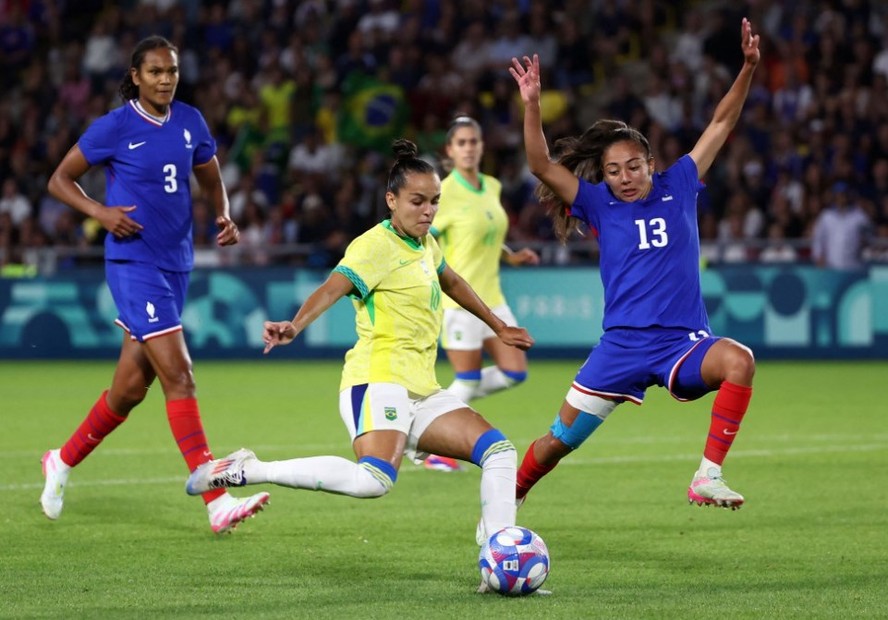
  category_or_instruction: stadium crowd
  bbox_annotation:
[1,0,888,270]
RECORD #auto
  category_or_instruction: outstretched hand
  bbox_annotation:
[263,320,298,354]
[506,247,541,266]
[740,17,760,67]
[509,54,541,105]
[496,325,535,351]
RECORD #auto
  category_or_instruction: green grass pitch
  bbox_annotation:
[1,359,886,618]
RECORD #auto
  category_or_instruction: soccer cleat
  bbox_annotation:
[688,467,745,509]
[186,448,256,495]
[207,491,270,534]
[475,496,526,546]
[40,449,70,520]
[424,455,462,472]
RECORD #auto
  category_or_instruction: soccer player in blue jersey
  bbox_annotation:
[508,18,760,509]
[39,36,269,533]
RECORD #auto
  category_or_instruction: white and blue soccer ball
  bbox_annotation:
[479,526,550,596]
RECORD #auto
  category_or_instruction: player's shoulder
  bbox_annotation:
[482,173,502,193]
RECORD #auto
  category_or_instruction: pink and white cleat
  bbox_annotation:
[688,467,744,510]
[207,491,270,534]
[40,449,71,520]
[424,455,462,472]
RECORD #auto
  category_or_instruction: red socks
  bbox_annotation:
[166,398,224,503]
[704,381,753,465]
[60,391,127,467]
[516,440,557,500]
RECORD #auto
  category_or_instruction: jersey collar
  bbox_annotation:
[452,169,485,194]
[129,99,171,127]
[382,219,422,250]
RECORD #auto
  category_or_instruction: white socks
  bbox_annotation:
[246,456,389,498]
[478,448,518,540]
[448,367,521,402]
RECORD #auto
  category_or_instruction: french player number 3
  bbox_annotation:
[163,163,177,193]
[634,217,668,250]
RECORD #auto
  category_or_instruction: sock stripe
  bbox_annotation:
[358,456,397,491]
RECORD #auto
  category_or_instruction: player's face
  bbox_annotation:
[132,47,179,115]
[445,126,483,173]
[602,140,654,202]
[387,171,441,238]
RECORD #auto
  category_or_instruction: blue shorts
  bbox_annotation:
[106,260,188,342]
[573,327,720,404]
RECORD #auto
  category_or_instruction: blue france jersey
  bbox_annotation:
[570,155,710,332]
[78,100,216,271]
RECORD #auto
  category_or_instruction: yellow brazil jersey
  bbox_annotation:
[334,220,446,396]
[434,171,507,309]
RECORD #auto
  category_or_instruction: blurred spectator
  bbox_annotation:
[811,182,873,269]
[0,178,32,226]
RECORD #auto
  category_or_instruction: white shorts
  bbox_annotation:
[441,304,517,350]
[338,383,468,462]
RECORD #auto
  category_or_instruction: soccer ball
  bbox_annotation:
[478,526,550,596]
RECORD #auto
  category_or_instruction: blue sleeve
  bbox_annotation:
[192,110,216,166]
[570,177,600,231]
[78,113,119,166]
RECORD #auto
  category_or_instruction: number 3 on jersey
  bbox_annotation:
[163,163,177,193]
[634,217,667,249]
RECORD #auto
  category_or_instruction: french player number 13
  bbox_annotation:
[634,217,668,249]
[163,164,178,193]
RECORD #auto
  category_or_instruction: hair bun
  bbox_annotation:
[392,138,418,160]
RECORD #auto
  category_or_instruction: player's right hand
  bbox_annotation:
[509,54,541,105]
[263,320,298,354]
[100,205,143,238]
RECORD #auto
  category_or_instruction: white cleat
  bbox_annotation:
[186,448,256,495]
[688,467,745,510]
[40,449,70,520]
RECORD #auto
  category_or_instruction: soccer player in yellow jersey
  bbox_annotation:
[186,140,535,551]
[425,116,540,472]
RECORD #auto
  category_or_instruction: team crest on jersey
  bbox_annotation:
[384,406,397,421]
[146,301,159,323]
[183,128,192,149]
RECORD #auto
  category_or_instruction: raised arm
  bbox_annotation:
[262,271,354,353]
[193,155,239,247]
[688,18,760,179]
[439,265,534,350]
[509,54,579,206]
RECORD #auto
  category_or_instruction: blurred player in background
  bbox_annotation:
[186,140,534,559]
[425,116,539,473]
[40,36,269,533]
[508,19,760,510]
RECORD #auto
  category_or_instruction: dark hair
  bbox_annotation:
[118,36,178,101]
[445,115,482,144]
[387,139,436,194]
[538,119,652,243]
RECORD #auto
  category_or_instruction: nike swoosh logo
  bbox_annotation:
[87,433,99,442]
[723,429,737,435]
[398,259,412,266]
[128,141,146,150]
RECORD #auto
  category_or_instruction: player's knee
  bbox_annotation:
[501,368,527,386]
[470,428,516,468]
[725,341,756,383]
[356,456,397,498]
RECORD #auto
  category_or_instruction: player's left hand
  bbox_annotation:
[497,326,535,351]
[216,216,239,246]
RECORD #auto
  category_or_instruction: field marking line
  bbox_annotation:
[2,442,885,492]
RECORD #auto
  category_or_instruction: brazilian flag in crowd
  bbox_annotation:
[338,74,407,152]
